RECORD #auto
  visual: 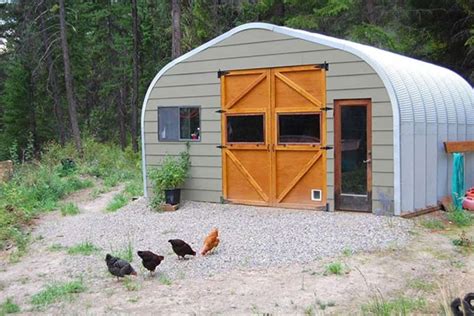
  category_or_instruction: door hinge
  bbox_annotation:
[321,107,333,111]
[216,145,227,149]
[217,70,229,78]
[215,109,226,113]
[316,62,329,71]
[320,146,333,150]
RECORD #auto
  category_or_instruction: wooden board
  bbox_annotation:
[220,65,327,208]
[444,141,474,153]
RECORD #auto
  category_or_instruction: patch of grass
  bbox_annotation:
[324,262,345,275]
[342,247,353,257]
[105,193,128,212]
[304,304,315,315]
[123,278,140,291]
[158,273,172,285]
[0,139,141,249]
[0,298,20,314]
[447,208,473,227]
[67,241,100,256]
[111,240,134,263]
[59,202,80,216]
[48,243,65,252]
[452,231,472,248]
[361,296,426,315]
[420,218,446,230]
[31,278,86,308]
[408,278,436,292]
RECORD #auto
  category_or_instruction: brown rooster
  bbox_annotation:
[201,228,220,256]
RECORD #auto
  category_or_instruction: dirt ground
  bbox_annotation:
[0,187,473,315]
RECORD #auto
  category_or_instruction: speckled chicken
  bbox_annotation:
[137,250,164,275]
[168,239,196,259]
[201,228,220,256]
[105,254,137,280]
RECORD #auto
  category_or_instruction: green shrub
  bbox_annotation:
[324,262,345,275]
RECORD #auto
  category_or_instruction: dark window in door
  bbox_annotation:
[278,113,320,143]
[226,114,264,143]
[341,106,367,195]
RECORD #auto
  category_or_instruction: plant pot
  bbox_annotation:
[164,188,181,205]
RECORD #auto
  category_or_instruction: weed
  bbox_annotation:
[316,299,335,310]
[111,240,134,262]
[304,304,315,315]
[31,278,86,308]
[159,273,172,285]
[361,295,426,315]
[452,231,472,248]
[408,278,436,292]
[106,193,128,212]
[48,243,65,252]
[342,247,353,257]
[447,207,473,227]
[67,241,100,256]
[8,229,29,263]
[419,218,446,230]
[324,262,345,275]
[128,296,139,303]
[59,202,80,216]
[0,298,20,314]
[123,278,140,291]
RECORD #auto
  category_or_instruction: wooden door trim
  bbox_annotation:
[334,98,372,211]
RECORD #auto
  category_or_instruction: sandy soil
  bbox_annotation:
[0,187,473,315]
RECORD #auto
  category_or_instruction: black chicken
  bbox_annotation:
[168,239,196,259]
[137,250,164,276]
[451,293,474,316]
[105,254,137,280]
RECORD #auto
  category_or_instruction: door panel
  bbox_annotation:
[221,65,327,208]
[335,99,372,212]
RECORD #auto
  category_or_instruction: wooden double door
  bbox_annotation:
[220,65,327,209]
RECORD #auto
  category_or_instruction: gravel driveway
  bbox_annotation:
[34,198,413,280]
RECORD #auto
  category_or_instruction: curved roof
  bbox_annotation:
[141,23,474,213]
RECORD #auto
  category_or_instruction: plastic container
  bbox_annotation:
[466,187,474,198]
[462,196,474,211]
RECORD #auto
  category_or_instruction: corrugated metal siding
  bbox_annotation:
[143,28,394,211]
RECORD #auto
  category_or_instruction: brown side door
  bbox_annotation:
[220,65,327,209]
[334,99,372,212]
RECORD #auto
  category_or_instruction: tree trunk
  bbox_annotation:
[39,8,66,145]
[118,85,127,151]
[366,0,376,24]
[131,0,139,152]
[58,0,82,155]
[171,0,182,59]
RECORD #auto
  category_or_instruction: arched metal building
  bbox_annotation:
[141,23,474,215]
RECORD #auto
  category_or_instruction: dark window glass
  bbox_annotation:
[158,106,200,141]
[180,107,200,140]
[227,115,264,143]
[278,114,320,143]
[341,106,367,194]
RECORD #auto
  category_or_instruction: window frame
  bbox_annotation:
[276,112,322,145]
[157,105,201,143]
[225,112,266,145]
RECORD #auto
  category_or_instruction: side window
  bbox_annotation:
[158,106,200,142]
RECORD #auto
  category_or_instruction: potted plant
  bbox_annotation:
[148,146,190,206]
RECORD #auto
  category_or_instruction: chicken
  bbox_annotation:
[450,293,474,316]
[137,250,164,276]
[105,254,137,280]
[201,227,220,256]
[168,239,196,259]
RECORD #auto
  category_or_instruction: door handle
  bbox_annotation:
[363,159,371,164]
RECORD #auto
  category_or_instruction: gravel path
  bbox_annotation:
[33,198,414,280]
